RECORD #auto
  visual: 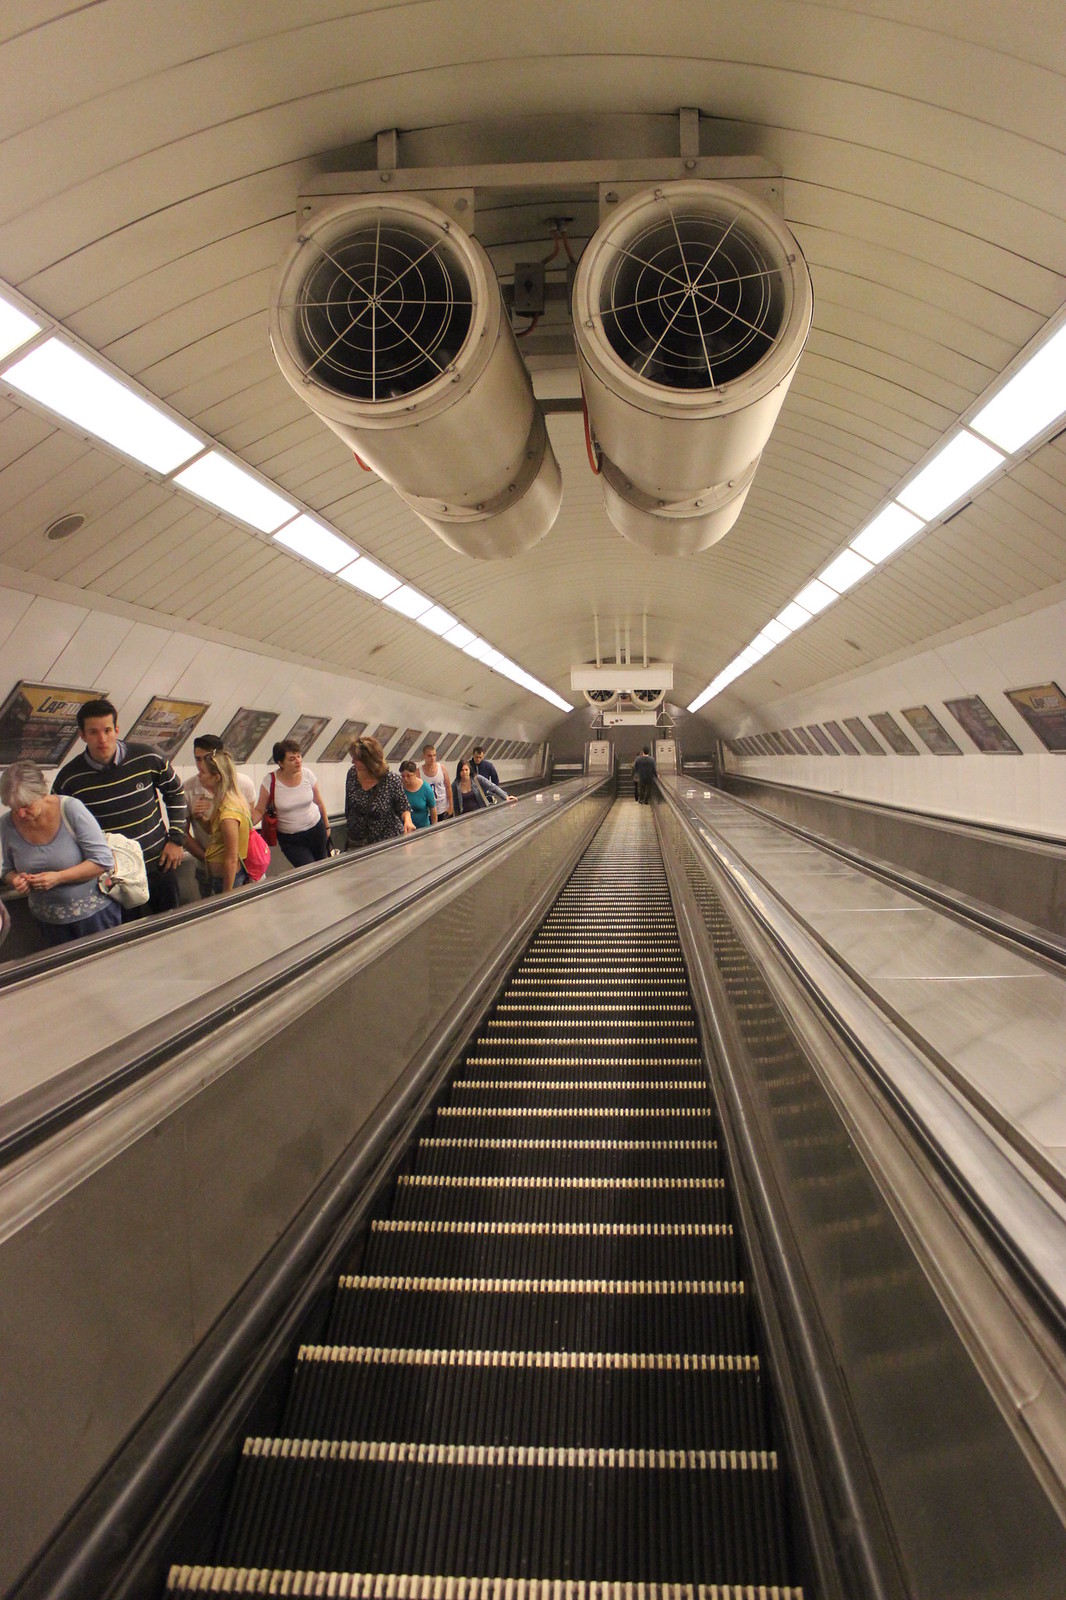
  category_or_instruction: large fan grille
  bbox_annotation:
[597,198,787,391]
[287,219,474,402]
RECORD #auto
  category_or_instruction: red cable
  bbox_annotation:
[353,450,372,471]
[581,384,601,475]
[516,314,540,339]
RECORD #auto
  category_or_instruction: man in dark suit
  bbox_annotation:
[633,746,658,805]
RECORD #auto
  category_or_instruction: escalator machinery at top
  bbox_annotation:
[167,803,809,1596]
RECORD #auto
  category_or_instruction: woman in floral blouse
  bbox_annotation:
[344,734,415,848]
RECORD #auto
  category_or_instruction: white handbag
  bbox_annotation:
[99,830,150,908]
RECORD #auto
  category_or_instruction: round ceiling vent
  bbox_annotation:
[593,192,793,392]
[631,687,665,705]
[584,687,618,706]
[283,213,474,404]
[44,513,86,541]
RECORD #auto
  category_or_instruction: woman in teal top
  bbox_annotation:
[399,761,438,828]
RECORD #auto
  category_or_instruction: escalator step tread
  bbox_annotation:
[324,1277,752,1353]
[281,1345,771,1448]
[169,1568,803,1597]
[174,803,801,1593]
[216,1439,792,1581]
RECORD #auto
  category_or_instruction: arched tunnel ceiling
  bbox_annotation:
[0,2,1063,728]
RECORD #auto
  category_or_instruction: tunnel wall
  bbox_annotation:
[709,588,1066,842]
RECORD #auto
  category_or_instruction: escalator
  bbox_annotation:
[166,800,808,1595]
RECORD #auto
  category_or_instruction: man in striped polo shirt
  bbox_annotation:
[53,698,188,917]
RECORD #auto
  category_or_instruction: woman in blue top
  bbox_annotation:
[0,759,121,944]
[399,761,437,828]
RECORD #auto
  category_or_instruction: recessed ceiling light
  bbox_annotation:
[776,600,813,632]
[895,432,1004,522]
[850,504,924,564]
[337,556,402,599]
[6,338,203,474]
[174,450,296,532]
[793,578,836,616]
[417,605,459,635]
[0,295,41,361]
[383,584,434,619]
[970,322,1066,453]
[819,548,873,593]
[443,622,477,649]
[273,515,357,572]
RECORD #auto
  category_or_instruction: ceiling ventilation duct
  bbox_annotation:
[572,181,813,556]
[270,196,562,559]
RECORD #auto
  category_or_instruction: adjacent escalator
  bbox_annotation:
[166,801,808,1595]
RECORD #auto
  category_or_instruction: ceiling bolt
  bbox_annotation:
[684,159,696,171]
[380,171,392,182]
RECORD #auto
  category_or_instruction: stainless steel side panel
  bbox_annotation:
[656,794,1066,1600]
[0,784,610,1594]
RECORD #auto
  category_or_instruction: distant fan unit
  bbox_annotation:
[270,196,562,558]
[583,687,619,707]
[630,687,665,708]
[573,181,813,556]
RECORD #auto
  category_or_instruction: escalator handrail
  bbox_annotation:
[0,779,582,991]
[657,778,1066,1334]
[0,777,608,1170]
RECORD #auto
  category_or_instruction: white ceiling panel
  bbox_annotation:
[0,1,1060,727]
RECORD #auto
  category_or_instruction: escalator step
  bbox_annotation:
[435,1109,715,1139]
[389,1178,732,1226]
[447,1083,710,1108]
[360,1218,741,1280]
[325,1276,752,1353]
[215,1439,791,1582]
[282,1346,770,1450]
[409,1138,723,1180]
[169,1571,804,1597]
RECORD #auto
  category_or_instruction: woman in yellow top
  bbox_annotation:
[203,749,252,894]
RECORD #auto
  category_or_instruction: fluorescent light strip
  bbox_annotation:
[173,451,296,533]
[383,584,434,620]
[688,304,1066,714]
[0,279,572,716]
[5,337,202,474]
[0,294,41,360]
[273,515,357,573]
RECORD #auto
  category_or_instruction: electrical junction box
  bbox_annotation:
[513,262,545,315]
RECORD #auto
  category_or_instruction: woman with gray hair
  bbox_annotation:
[0,759,121,944]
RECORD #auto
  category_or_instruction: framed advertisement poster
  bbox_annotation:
[282,714,330,755]
[319,719,367,762]
[392,727,424,759]
[868,711,918,754]
[219,707,279,763]
[1004,683,1066,753]
[127,696,209,758]
[824,720,860,754]
[778,729,806,755]
[0,681,105,767]
[844,716,886,756]
[436,733,461,759]
[368,724,397,752]
[943,695,1021,754]
[806,725,839,755]
[900,705,962,755]
[793,727,822,755]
